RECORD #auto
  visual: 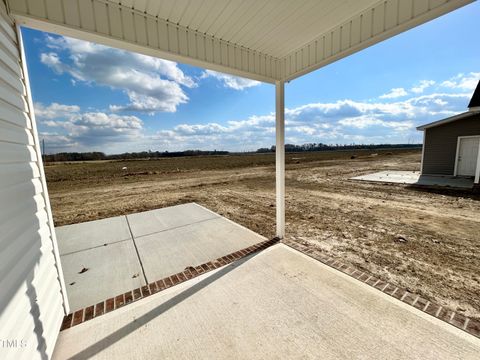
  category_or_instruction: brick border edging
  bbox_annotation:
[282,239,480,339]
[60,237,280,331]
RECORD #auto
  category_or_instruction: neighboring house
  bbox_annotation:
[417,81,480,184]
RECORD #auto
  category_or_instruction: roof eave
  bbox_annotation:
[416,110,480,131]
[7,0,474,83]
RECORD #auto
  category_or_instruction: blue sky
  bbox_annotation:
[22,1,479,154]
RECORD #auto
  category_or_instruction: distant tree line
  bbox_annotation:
[43,143,421,162]
[43,150,229,162]
[256,143,421,153]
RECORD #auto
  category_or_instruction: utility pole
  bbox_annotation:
[42,138,46,163]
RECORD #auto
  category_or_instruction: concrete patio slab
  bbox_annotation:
[61,240,146,311]
[136,217,266,282]
[53,244,480,359]
[351,170,474,189]
[56,215,132,255]
[55,203,265,312]
[126,203,218,238]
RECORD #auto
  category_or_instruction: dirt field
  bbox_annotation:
[45,149,480,320]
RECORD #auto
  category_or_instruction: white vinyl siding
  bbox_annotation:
[0,2,66,359]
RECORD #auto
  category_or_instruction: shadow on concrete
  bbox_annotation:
[67,251,262,360]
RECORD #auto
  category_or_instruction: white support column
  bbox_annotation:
[275,80,285,238]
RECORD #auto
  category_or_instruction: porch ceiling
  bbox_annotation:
[6,0,474,82]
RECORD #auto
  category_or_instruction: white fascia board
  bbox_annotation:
[8,0,280,83]
[416,111,480,130]
[281,0,474,82]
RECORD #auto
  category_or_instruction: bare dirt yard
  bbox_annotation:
[45,149,480,320]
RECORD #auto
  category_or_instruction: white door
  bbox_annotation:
[457,137,480,176]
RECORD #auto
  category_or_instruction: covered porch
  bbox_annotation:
[0,0,478,359]
[53,243,480,359]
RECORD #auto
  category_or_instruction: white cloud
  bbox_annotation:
[35,71,476,152]
[39,132,77,150]
[411,80,435,94]
[34,102,80,119]
[151,114,275,151]
[40,35,195,113]
[36,102,143,150]
[151,90,472,150]
[379,87,408,99]
[201,70,260,90]
[173,123,230,135]
[338,116,413,131]
[228,114,275,130]
[440,72,480,91]
[63,112,143,147]
[40,52,63,73]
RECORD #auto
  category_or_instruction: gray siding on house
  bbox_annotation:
[0,3,67,359]
[422,115,480,175]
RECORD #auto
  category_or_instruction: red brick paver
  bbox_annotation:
[282,239,478,339]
